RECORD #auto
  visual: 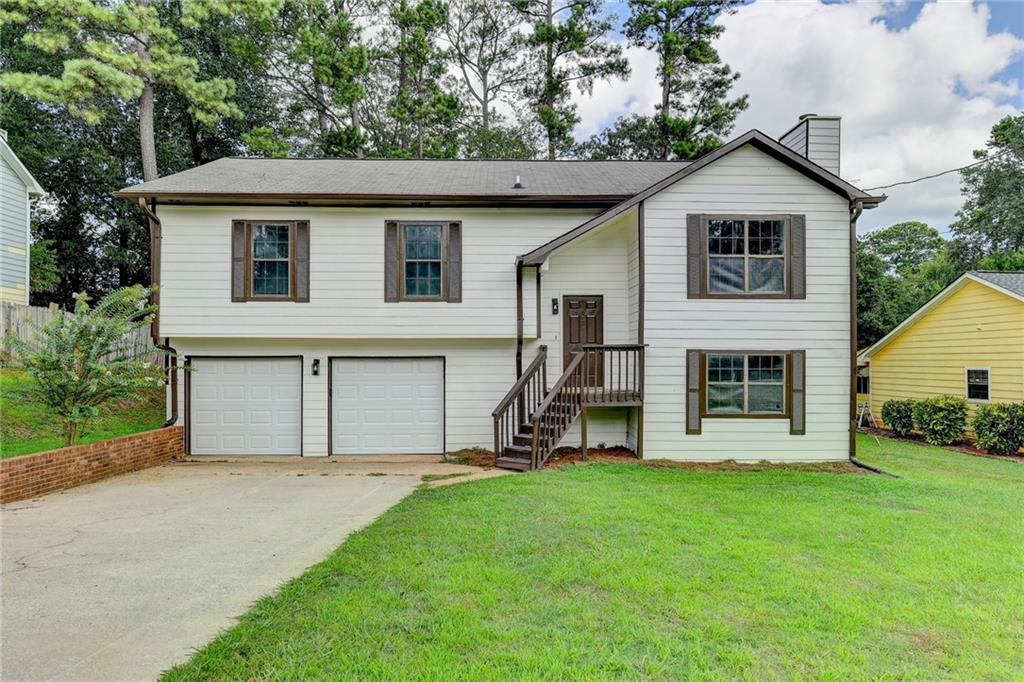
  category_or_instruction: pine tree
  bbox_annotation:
[514,0,628,159]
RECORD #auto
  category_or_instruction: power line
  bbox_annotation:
[863,150,1011,191]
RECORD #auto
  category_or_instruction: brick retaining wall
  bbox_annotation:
[1,426,183,503]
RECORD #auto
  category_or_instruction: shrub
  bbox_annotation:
[912,395,967,446]
[972,403,1024,455]
[881,399,915,437]
[10,286,168,446]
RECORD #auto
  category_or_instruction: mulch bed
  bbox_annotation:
[858,427,1023,463]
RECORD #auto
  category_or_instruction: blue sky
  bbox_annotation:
[574,1,1024,234]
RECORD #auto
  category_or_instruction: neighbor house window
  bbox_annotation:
[966,368,990,402]
[403,223,443,298]
[252,223,291,297]
[705,352,787,415]
[708,217,786,294]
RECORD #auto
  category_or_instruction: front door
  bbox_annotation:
[563,295,604,386]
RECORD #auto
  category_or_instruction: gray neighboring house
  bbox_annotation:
[1,130,45,305]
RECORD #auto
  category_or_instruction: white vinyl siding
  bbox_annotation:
[778,124,807,158]
[159,206,598,339]
[806,118,841,175]
[643,144,851,461]
[0,152,30,304]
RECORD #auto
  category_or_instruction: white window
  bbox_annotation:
[965,368,990,402]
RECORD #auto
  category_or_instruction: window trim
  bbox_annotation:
[700,214,794,299]
[699,350,793,420]
[965,366,991,403]
[396,221,449,302]
[237,220,300,302]
[399,222,446,301]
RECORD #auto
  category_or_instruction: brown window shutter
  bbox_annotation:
[790,350,806,435]
[231,220,248,302]
[384,220,400,302]
[686,214,702,299]
[294,221,310,302]
[790,214,806,299]
[445,221,462,303]
[686,349,702,434]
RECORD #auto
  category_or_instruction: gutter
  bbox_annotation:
[134,198,178,427]
[849,198,864,461]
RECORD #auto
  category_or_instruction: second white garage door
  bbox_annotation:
[331,358,444,455]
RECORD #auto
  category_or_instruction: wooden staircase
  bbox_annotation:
[492,344,644,471]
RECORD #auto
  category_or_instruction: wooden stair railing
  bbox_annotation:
[492,346,548,460]
[494,344,645,471]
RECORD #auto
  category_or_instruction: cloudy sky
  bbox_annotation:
[572,0,1024,235]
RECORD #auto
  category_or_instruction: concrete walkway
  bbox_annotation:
[1,458,501,681]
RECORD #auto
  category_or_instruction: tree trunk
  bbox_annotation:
[63,421,77,448]
[659,14,672,160]
[544,0,555,160]
[134,0,158,181]
[481,75,490,159]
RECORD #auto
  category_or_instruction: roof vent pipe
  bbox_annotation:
[513,175,523,189]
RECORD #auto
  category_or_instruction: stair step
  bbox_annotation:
[513,434,532,446]
[503,444,531,457]
[496,456,532,471]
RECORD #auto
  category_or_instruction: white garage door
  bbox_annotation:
[189,357,302,455]
[331,358,444,455]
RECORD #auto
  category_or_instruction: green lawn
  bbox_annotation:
[1,368,165,459]
[164,435,1023,680]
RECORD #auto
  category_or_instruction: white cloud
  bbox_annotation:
[573,0,1024,235]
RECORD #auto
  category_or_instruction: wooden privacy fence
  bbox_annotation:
[1,302,158,362]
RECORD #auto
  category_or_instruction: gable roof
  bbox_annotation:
[519,130,885,265]
[117,158,689,203]
[0,133,45,196]
[858,271,1024,361]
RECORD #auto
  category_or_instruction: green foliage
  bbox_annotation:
[912,395,967,446]
[0,0,278,125]
[29,239,59,296]
[971,403,1024,455]
[881,399,916,438]
[589,0,747,161]
[976,247,1024,271]
[8,286,167,447]
[515,0,628,159]
[861,221,945,275]
[949,113,1024,267]
[243,126,294,157]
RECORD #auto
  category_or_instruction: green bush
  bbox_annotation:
[881,399,915,437]
[972,403,1024,455]
[913,395,967,446]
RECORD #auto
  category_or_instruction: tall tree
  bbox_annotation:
[586,0,747,161]
[514,0,628,159]
[262,0,372,157]
[860,221,945,275]
[948,113,1024,266]
[1,0,281,181]
[445,0,527,158]
[369,0,462,158]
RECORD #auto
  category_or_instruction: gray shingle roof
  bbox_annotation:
[971,271,1024,298]
[117,158,690,199]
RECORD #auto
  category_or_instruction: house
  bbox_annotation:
[117,114,884,469]
[0,130,45,305]
[858,271,1024,436]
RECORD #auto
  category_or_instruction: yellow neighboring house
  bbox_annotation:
[858,271,1024,437]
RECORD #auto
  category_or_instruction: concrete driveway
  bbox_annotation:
[1,458,493,681]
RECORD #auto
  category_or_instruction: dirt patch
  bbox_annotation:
[445,448,496,468]
[544,446,640,468]
[640,459,864,474]
[859,427,1023,463]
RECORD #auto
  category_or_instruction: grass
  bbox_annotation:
[1,368,165,459]
[163,435,1023,680]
